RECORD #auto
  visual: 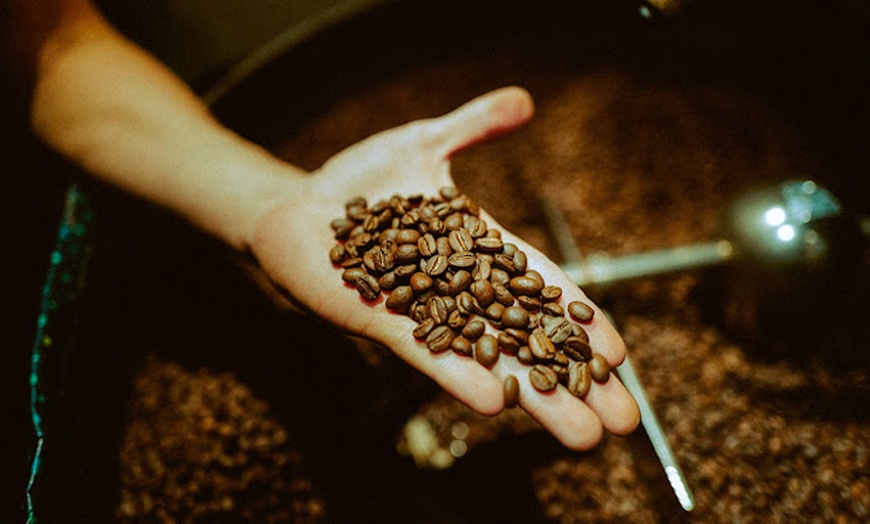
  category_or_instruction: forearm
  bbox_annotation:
[28,1,306,251]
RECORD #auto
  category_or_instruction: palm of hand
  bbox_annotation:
[251,88,639,450]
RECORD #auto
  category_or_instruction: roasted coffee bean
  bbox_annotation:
[331,217,356,239]
[426,325,456,353]
[433,202,453,218]
[410,272,433,292]
[433,277,451,296]
[540,285,562,302]
[471,256,492,282]
[400,210,419,228]
[541,302,565,316]
[356,274,381,301]
[572,323,589,342]
[386,285,414,313]
[444,213,464,231]
[396,229,420,245]
[529,332,556,361]
[504,375,520,407]
[486,302,505,322]
[543,316,573,344]
[493,283,515,307]
[395,244,420,264]
[461,319,485,340]
[501,242,518,256]
[424,254,449,277]
[552,362,569,383]
[484,228,501,239]
[448,309,468,330]
[476,237,504,253]
[378,271,398,291]
[448,270,473,295]
[469,279,494,307]
[394,264,417,280]
[563,336,593,361]
[353,232,374,251]
[363,214,382,233]
[553,352,570,367]
[418,233,437,257]
[493,254,516,274]
[380,229,399,246]
[589,352,611,382]
[409,302,429,323]
[517,345,535,365]
[428,217,446,235]
[502,306,530,329]
[475,334,499,369]
[568,301,595,322]
[513,250,528,274]
[527,314,540,330]
[525,270,544,286]
[464,215,487,238]
[342,267,367,283]
[504,328,529,344]
[344,242,359,258]
[329,244,347,264]
[529,365,559,392]
[448,251,476,269]
[428,296,449,325]
[567,361,592,397]
[442,295,457,313]
[373,247,395,272]
[497,332,520,355]
[436,236,452,256]
[517,295,541,311]
[448,228,474,252]
[456,291,482,316]
[490,268,510,286]
[341,256,364,269]
[451,336,473,357]
[510,275,544,296]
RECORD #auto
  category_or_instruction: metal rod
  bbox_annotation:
[538,195,695,512]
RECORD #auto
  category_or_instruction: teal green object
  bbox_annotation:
[27,184,95,524]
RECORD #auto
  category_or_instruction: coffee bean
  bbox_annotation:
[525,270,544,286]
[475,237,504,253]
[510,275,544,296]
[342,267,367,283]
[541,302,565,316]
[485,302,505,322]
[451,336,473,357]
[504,328,529,344]
[418,233,437,257]
[448,228,474,252]
[475,334,499,368]
[529,332,556,361]
[471,257,491,281]
[517,346,535,365]
[395,243,420,264]
[356,274,381,301]
[540,285,562,302]
[567,361,592,397]
[513,250,528,274]
[489,268,510,286]
[543,316,573,344]
[517,296,541,311]
[493,283,515,306]
[502,306,530,329]
[568,301,595,322]
[456,291,483,316]
[563,336,593,361]
[448,251,476,269]
[447,309,468,329]
[469,279,495,307]
[395,228,420,245]
[493,254,516,274]
[464,215,487,238]
[410,272,433,292]
[497,332,520,355]
[461,319,485,340]
[426,325,456,353]
[589,352,611,382]
[436,236,452,256]
[341,256,364,269]
[439,186,460,200]
[428,217,446,235]
[394,264,418,280]
[504,375,520,408]
[484,228,501,239]
[529,365,559,392]
[386,285,414,313]
[433,277,451,296]
[448,269,473,295]
[428,296,449,325]
[409,302,429,324]
[572,324,589,343]
[444,212,464,231]
[378,271,398,291]
[424,254,449,277]
[329,244,347,264]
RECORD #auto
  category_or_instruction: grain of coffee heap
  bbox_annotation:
[328,187,611,403]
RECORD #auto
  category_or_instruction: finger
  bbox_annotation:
[431,86,535,158]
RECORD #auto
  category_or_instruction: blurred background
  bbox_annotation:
[3,0,868,522]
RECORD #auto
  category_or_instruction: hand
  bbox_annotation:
[249,87,640,449]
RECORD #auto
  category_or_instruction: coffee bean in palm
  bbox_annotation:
[451,336,473,357]
[341,256,363,269]
[529,365,559,392]
[504,327,529,344]
[426,325,456,353]
[509,275,543,296]
[572,323,589,342]
[567,361,592,398]
[329,244,347,264]
[448,251,476,269]
[448,228,474,252]
[469,279,495,307]
[428,217,446,235]
[525,269,544,286]
[517,345,535,365]
[475,334,500,369]
[471,256,491,281]
[395,243,420,264]
[386,285,414,313]
[342,267,367,284]
[460,319,485,340]
[475,236,503,253]
[439,186,460,201]
[498,332,520,355]
[512,250,528,274]
[493,253,516,274]
[444,212,464,231]
[456,291,482,316]
[423,254,448,277]
[541,302,564,316]
[485,302,505,322]
[378,271,398,291]
[563,336,593,361]
[448,269,473,295]
[501,306,530,329]
[436,236,452,256]
[428,296,449,325]
[493,283,515,306]
[464,215,487,238]
[356,274,381,301]
[589,352,611,382]
[568,301,595,322]
[540,285,562,302]
[418,233,437,257]
[448,309,468,330]
[529,331,556,361]
[504,375,520,408]
[517,295,541,311]
[543,316,573,344]
[410,272,432,292]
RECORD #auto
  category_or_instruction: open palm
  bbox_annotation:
[250,87,639,450]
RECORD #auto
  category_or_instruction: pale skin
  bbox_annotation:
[16,0,640,450]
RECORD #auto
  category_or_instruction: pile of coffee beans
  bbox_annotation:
[328,187,611,403]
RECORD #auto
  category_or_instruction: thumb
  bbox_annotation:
[433,86,534,158]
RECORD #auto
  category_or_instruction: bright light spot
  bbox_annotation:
[639,5,652,18]
[777,224,796,242]
[801,180,817,194]
[764,206,787,226]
